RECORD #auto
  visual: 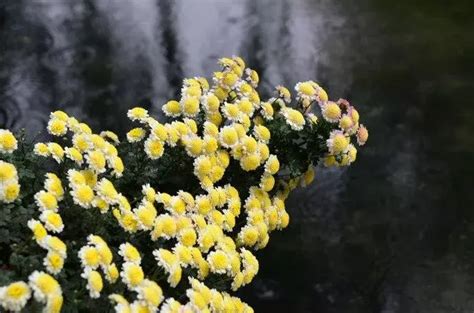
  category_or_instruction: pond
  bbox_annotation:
[1,0,474,312]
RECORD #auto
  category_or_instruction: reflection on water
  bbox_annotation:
[1,0,474,312]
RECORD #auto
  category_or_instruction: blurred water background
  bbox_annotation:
[1,0,474,312]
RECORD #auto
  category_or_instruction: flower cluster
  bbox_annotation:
[0,129,20,203]
[0,56,368,312]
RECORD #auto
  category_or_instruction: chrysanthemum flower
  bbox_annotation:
[127,107,149,122]
[48,143,64,163]
[72,133,92,152]
[70,184,95,208]
[347,144,358,164]
[27,219,48,244]
[280,107,305,131]
[34,191,59,211]
[34,142,50,157]
[181,97,200,117]
[44,173,64,201]
[339,114,354,131]
[85,150,106,173]
[0,129,18,153]
[79,245,101,269]
[259,174,275,192]
[357,124,369,146]
[264,155,280,175]
[0,281,31,312]
[295,81,316,98]
[135,279,163,310]
[119,243,142,265]
[178,228,197,247]
[219,126,239,148]
[202,94,220,112]
[28,271,61,303]
[40,211,64,233]
[67,169,86,187]
[152,214,177,241]
[44,235,67,258]
[50,110,69,121]
[207,250,231,274]
[222,102,242,122]
[321,101,342,123]
[47,118,68,136]
[100,130,120,145]
[104,263,119,283]
[253,125,270,143]
[121,262,145,289]
[95,178,118,204]
[327,130,349,154]
[64,147,83,165]
[44,251,65,275]
[238,225,259,247]
[153,249,180,274]
[127,127,146,143]
[144,137,165,159]
[81,269,103,299]
[162,100,181,117]
[240,153,261,171]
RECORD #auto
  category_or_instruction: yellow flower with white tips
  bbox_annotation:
[127,107,149,121]
[127,127,146,143]
[0,281,31,312]
[70,184,94,208]
[34,191,59,211]
[327,130,349,154]
[322,101,342,122]
[181,97,200,117]
[34,142,50,156]
[136,279,163,309]
[119,242,142,265]
[78,245,101,269]
[280,107,305,131]
[44,251,65,275]
[48,142,64,163]
[0,129,18,153]
[40,210,63,233]
[47,118,68,136]
[28,271,61,303]
[81,269,103,299]
[144,137,164,159]
[121,262,144,289]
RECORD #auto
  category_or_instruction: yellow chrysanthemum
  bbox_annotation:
[47,118,68,136]
[121,262,144,289]
[34,191,59,211]
[322,101,342,122]
[119,243,142,264]
[127,107,149,121]
[281,107,305,131]
[28,271,61,302]
[327,130,349,154]
[0,129,18,153]
[81,269,103,299]
[182,97,200,117]
[71,184,95,208]
[127,127,146,143]
[44,251,65,275]
[0,281,31,312]
[144,137,164,159]
[207,250,230,274]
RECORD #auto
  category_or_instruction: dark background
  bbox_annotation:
[1,0,474,312]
